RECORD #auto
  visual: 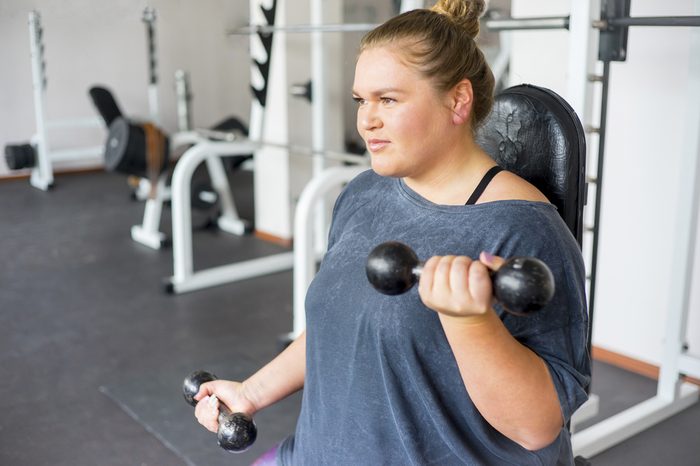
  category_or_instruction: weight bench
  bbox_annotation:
[89,85,253,249]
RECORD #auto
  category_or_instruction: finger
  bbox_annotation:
[193,381,215,402]
[469,260,493,310]
[418,256,440,295]
[194,396,220,433]
[480,251,505,272]
[205,395,221,430]
[434,256,456,293]
[449,256,471,295]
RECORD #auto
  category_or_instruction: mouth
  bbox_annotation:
[366,139,390,152]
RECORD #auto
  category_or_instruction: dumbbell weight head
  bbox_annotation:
[492,257,555,315]
[366,241,555,315]
[182,370,257,452]
[365,241,420,295]
[217,412,258,452]
[183,370,216,406]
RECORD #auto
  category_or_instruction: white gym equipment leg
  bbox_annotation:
[572,17,700,457]
[167,140,294,294]
[310,0,329,255]
[129,128,250,250]
[131,175,168,249]
[566,0,602,432]
[289,166,367,339]
[205,155,251,236]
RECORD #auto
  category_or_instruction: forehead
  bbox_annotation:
[353,46,425,93]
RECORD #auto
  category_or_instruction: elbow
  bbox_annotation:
[513,425,563,451]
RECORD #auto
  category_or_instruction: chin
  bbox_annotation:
[370,158,400,178]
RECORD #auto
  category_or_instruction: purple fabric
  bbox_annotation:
[250,444,279,466]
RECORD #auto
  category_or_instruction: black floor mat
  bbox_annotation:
[99,355,301,466]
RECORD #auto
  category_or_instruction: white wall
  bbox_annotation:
[510,0,700,367]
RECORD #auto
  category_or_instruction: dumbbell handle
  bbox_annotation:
[208,394,232,420]
[410,258,510,281]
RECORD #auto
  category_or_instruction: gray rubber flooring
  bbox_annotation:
[1,170,698,465]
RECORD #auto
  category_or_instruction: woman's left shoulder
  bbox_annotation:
[479,170,549,204]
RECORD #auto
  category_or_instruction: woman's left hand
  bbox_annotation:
[418,252,505,318]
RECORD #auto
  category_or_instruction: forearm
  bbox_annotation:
[242,331,306,412]
[439,311,562,450]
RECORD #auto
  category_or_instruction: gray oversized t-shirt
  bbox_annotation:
[279,169,590,465]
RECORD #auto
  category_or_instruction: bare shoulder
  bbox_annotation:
[478,170,550,203]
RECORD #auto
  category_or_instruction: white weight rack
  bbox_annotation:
[25,11,104,190]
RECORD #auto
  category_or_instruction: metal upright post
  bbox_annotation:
[310,0,328,255]
[174,70,192,132]
[657,0,700,402]
[142,7,160,125]
[572,0,700,457]
[28,11,52,191]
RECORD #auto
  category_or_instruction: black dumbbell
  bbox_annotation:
[365,241,555,315]
[182,370,257,453]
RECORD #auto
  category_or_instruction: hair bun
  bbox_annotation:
[431,0,485,39]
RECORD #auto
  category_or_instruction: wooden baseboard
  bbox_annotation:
[0,166,104,182]
[592,345,700,386]
[254,230,293,248]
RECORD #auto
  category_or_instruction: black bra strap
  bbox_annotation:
[465,166,504,205]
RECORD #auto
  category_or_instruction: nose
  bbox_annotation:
[358,104,382,132]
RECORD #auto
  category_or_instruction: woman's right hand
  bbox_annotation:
[193,380,257,433]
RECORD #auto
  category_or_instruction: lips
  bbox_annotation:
[367,138,390,152]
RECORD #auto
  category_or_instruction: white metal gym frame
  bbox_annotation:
[131,7,186,204]
[174,69,192,132]
[570,1,700,457]
[486,1,700,454]
[168,139,282,293]
[25,11,104,190]
[128,5,252,250]
[290,165,367,338]
[167,0,295,293]
[142,7,160,125]
[566,0,604,436]
[21,9,165,191]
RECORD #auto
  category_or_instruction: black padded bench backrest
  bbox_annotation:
[89,86,124,128]
[476,84,587,247]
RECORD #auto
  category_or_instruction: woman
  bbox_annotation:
[194,1,590,464]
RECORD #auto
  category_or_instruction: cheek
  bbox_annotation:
[394,105,442,145]
[393,107,425,138]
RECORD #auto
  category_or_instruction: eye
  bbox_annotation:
[380,97,396,105]
[352,96,366,106]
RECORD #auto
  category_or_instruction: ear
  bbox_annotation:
[450,79,473,126]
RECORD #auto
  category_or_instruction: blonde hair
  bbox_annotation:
[359,0,494,129]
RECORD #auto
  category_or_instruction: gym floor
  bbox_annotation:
[1,170,699,466]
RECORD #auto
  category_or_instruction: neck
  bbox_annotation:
[404,136,495,205]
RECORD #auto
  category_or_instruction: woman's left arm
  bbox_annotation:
[418,253,564,451]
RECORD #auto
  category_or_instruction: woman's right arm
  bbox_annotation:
[194,331,306,432]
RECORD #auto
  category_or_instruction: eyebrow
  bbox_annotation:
[351,87,404,96]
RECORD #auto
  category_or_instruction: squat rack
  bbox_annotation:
[487,0,700,457]
[11,9,164,190]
